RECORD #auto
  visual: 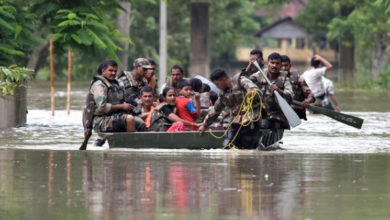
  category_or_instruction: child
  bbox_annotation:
[175,80,201,130]
[149,87,200,132]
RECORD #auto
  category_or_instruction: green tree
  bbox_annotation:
[0,0,42,66]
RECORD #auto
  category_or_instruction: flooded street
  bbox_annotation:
[1,81,390,219]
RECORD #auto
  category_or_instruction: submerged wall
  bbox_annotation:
[0,87,27,130]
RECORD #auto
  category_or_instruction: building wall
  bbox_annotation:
[0,87,27,130]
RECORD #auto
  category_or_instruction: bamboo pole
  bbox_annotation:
[50,40,55,116]
[66,49,72,115]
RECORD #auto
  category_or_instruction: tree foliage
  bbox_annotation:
[0,0,132,80]
[0,0,42,66]
[0,65,33,96]
[128,0,260,72]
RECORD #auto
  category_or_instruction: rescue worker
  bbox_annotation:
[280,55,314,120]
[198,68,261,149]
[241,48,265,77]
[117,58,151,102]
[249,52,294,130]
[91,60,145,134]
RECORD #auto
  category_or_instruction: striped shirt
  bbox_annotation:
[301,67,326,98]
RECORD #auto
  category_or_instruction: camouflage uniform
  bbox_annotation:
[288,70,314,120]
[240,64,264,78]
[91,75,145,132]
[249,69,293,129]
[117,70,148,101]
[203,73,261,149]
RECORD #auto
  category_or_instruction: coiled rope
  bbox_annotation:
[209,89,263,149]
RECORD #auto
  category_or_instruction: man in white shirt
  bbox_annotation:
[322,76,341,112]
[301,54,333,106]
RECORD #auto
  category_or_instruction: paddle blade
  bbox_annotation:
[79,138,88,150]
[274,91,301,128]
[306,103,364,129]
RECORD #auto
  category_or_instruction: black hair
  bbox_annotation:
[97,60,118,75]
[209,90,218,105]
[140,86,154,96]
[311,57,321,68]
[162,87,175,97]
[250,49,263,59]
[210,68,228,82]
[171,65,184,74]
[280,55,291,63]
[202,84,211,93]
[159,87,175,102]
[148,59,156,66]
[267,52,282,62]
[177,80,191,89]
[190,78,202,92]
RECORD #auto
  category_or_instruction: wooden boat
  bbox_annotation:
[101,129,284,149]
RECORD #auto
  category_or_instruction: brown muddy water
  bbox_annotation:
[0,81,390,219]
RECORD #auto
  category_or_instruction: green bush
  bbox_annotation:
[0,65,33,96]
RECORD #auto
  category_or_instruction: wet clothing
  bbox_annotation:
[91,75,145,132]
[301,67,326,98]
[117,70,148,101]
[149,103,177,131]
[203,73,262,149]
[175,96,197,130]
[322,76,335,110]
[203,73,259,128]
[288,70,314,120]
[249,70,293,128]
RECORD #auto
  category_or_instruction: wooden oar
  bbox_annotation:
[79,131,91,150]
[292,100,364,129]
[253,61,301,128]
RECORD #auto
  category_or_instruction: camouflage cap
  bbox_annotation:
[133,58,152,69]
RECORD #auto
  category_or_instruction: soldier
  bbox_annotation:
[241,49,265,77]
[91,60,145,135]
[198,68,261,149]
[280,55,314,120]
[117,58,151,102]
[145,59,159,98]
[249,52,293,129]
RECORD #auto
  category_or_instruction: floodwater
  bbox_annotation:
[0,81,389,219]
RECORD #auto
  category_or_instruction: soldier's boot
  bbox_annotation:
[93,138,106,147]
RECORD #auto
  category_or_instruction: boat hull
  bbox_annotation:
[102,129,284,149]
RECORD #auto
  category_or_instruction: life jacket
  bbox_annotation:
[252,71,289,120]
[82,75,121,136]
[149,103,176,131]
[118,70,148,100]
[287,71,305,101]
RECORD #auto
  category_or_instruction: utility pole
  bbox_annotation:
[159,0,167,89]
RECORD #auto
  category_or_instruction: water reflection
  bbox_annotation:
[1,81,390,219]
[3,150,390,219]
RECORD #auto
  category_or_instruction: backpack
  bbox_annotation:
[82,75,112,138]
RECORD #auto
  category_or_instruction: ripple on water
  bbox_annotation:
[0,110,389,153]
